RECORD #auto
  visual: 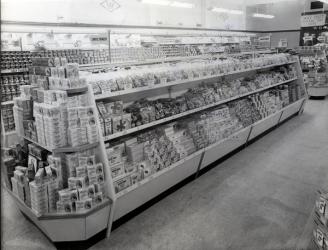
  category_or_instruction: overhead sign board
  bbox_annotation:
[301,14,326,27]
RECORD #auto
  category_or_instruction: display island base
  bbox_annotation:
[113,98,306,222]
[6,188,112,242]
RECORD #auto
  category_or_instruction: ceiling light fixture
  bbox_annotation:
[319,0,328,4]
[252,13,275,18]
[170,1,194,8]
[211,7,243,15]
[141,0,170,6]
[140,0,194,8]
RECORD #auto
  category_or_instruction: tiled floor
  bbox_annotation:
[2,98,327,250]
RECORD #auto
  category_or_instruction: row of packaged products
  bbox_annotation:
[96,66,298,136]
[4,142,106,216]
[107,86,303,194]
[14,57,96,149]
[1,51,32,70]
[31,49,110,65]
[2,104,15,132]
[89,53,294,95]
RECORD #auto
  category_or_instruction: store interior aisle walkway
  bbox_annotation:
[2,99,328,250]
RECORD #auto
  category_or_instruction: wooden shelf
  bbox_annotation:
[103,77,297,141]
[23,136,99,153]
[94,61,297,100]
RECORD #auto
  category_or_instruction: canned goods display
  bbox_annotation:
[31,49,110,65]
[1,74,29,102]
[0,51,32,70]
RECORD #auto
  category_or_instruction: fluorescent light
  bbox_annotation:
[141,0,170,6]
[319,0,328,4]
[211,7,243,15]
[170,1,194,8]
[228,10,243,15]
[252,13,275,18]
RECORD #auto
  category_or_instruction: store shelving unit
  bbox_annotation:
[3,25,307,245]
[81,53,307,222]
[9,81,115,242]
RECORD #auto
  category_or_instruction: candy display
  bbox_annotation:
[88,53,294,95]
[96,64,297,137]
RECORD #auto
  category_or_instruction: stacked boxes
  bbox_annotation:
[97,101,131,136]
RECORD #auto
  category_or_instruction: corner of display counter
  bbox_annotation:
[6,187,112,242]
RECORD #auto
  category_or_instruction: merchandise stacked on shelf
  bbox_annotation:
[2,105,15,132]
[1,51,32,137]
[31,49,110,65]
[85,53,304,196]
[94,60,297,138]
[89,54,294,97]
[110,46,200,63]
[313,189,328,249]
[104,82,303,195]
[9,56,108,216]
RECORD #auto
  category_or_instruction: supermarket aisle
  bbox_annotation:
[2,99,328,250]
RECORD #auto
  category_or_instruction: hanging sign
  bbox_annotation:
[89,34,108,44]
[258,36,270,42]
[301,14,326,27]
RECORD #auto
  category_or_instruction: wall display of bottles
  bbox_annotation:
[31,49,110,65]
[313,189,328,249]
[1,51,32,137]
[1,74,29,102]
[1,51,32,71]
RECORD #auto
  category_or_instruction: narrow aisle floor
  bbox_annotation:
[2,99,328,250]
